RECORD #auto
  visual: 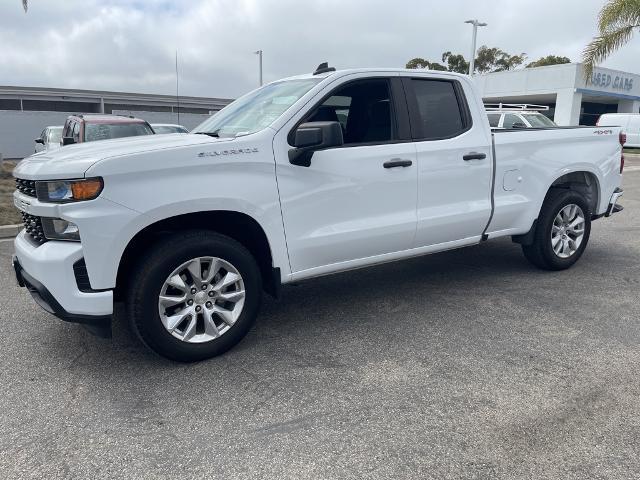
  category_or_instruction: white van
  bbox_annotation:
[597,113,640,147]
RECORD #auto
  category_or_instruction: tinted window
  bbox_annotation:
[305,79,394,145]
[411,79,467,139]
[502,114,523,129]
[487,113,501,128]
[84,123,154,142]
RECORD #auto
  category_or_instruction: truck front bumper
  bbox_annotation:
[13,232,113,337]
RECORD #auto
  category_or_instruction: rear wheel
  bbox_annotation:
[128,231,262,362]
[522,189,591,270]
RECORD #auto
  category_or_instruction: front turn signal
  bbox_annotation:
[71,178,104,201]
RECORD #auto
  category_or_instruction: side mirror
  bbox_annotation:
[511,122,527,129]
[289,121,343,167]
[34,138,44,144]
[62,136,76,146]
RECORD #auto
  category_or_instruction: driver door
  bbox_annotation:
[273,75,418,276]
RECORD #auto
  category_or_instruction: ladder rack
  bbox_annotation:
[484,103,550,112]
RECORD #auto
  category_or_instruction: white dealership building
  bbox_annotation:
[474,63,640,126]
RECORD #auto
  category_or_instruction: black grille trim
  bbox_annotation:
[15,178,37,198]
[20,212,48,244]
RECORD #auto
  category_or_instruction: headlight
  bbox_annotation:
[41,217,80,241]
[36,177,103,203]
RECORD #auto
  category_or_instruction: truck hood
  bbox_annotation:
[13,133,230,180]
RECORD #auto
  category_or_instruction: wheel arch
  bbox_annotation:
[513,169,600,246]
[548,169,601,215]
[115,210,280,300]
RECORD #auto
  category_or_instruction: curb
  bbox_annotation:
[0,224,21,239]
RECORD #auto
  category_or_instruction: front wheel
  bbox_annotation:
[127,231,262,362]
[522,189,592,271]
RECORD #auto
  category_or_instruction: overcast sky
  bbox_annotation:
[1,0,639,99]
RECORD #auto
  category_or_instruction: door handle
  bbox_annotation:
[463,152,487,161]
[383,158,413,168]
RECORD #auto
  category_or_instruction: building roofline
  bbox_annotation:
[0,85,233,106]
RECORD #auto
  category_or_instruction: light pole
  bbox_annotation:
[464,19,487,75]
[254,50,263,86]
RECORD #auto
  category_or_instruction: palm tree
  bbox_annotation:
[582,0,640,79]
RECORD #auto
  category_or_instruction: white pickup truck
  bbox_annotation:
[12,66,625,361]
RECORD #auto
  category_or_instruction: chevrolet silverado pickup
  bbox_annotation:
[12,65,625,362]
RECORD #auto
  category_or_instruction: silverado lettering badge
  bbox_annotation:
[198,148,259,157]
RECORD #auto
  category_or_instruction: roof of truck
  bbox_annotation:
[279,67,467,82]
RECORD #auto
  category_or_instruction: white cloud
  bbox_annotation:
[1,0,639,98]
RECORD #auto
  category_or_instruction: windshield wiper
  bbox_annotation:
[194,130,220,137]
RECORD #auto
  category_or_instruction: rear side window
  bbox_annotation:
[487,113,501,128]
[410,79,469,140]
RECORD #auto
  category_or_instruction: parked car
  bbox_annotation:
[596,113,640,148]
[60,114,154,146]
[34,126,63,153]
[485,104,557,129]
[13,65,625,362]
[151,124,189,134]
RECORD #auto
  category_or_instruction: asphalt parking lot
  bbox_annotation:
[1,170,639,480]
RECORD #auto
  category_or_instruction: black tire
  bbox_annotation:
[522,189,592,271]
[127,231,262,362]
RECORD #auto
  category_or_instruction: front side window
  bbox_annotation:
[194,78,321,138]
[303,79,394,145]
[411,79,468,140]
[84,122,154,142]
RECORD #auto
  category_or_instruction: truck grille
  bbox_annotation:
[15,178,37,198]
[20,212,48,244]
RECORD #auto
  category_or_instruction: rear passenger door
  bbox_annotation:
[403,76,493,248]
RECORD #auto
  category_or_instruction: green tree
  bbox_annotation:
[526,55,571,68]
[405,58,447,71]
[441,52,469,74]
[406,46,525,74]
[475,46,526,73]
[583,0,640,79]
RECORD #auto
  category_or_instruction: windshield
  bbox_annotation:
[523,113,556,127]
[84,122,154,142]
[194,78,321,137]
[47,127,63,144]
